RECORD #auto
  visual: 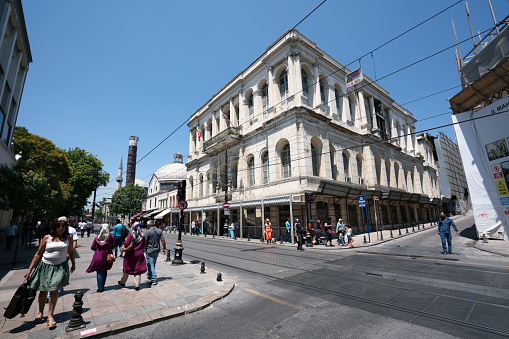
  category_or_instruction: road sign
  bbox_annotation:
[374,196,379,201]
[223,202,230,209]
[224,208,230,215]
[357,195,366,208]
[178,200,188,210]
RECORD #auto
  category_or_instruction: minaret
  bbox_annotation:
[126,136,139,186]
[116,157,123,191]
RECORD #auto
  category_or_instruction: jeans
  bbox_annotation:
[22,231,30,246]
[114,237,123,257]
[6,236,14,249]
[440,232,453,253]
[285,230,291,243]
[97,270,108,290]
[146,252,159,283]
[87,228,91,237]
[80,229,85,237]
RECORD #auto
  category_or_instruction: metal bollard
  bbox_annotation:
[390,229,394,238]
[405,225,409,234]
[217,273,222,282]
[417,223,420,230]
[380,232,384,241]
[280,236,283,244]
[412,223,415,232]
[201,262,205,274]
[165,248,171,262]
[398,227,402,236]
[482,234,488,243]
[247,234,250,241]
[65,291,86,332]
[363,235,367,244]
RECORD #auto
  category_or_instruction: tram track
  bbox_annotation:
[183,250,509,338]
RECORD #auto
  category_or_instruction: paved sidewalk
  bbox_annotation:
[0,235,235,339]
[474,238,509,257]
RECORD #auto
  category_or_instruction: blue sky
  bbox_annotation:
[17,0,509,203]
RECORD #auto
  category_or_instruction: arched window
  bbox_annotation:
[282,144,291,178]
[311,144,318,176]
[319,79,326,104]
[348,94,354,122]
[302,69,309,105]
[343,152,350,181]
[335,88,341,118]
[248,157,255,186]
[248,92,254,121]
[261,83,269,114]
[357,156,363,184]
[279,69,289,108]
[262,151,269,184]
[330,146,337,180]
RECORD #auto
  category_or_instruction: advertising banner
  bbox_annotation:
[452,96,509,240]
[346,68,363,88]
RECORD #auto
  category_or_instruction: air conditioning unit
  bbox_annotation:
[345,177,351,183]
[358,178,364,184]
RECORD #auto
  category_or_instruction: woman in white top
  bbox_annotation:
[24,217,76,328]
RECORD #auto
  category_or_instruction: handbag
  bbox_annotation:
[121,237,134,252]
[4,280,37,319]
[107,253,116,263]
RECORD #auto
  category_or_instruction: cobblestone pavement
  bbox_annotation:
[0,234,235,339]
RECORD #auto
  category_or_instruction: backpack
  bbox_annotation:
[121,225,129,241]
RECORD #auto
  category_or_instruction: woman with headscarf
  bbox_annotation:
[86,224,115,292]
[118,223,147,291]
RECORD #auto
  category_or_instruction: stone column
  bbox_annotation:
[268,68,276,113]
[407,126,415,155]
[381,159,388,187]
[254,90,262,121]
[322,138,332,178]
[386,108,394,140]
[238,90,245,126]
[212,112,218,136]
[219,106,226,132]
[295,121,306,177]
[369,96,378,132]
[238,146,245,189]
[230,97,236,127]
[313,63,320,108]
[364,146,377,186]
[399,163,407,191]
[358,89,368,132]
[189,130,195,154]
[414,166,422,194]
[341,89,349,124]
[287,54,294,103]
[328,85,337,117]
[389,159,397,188]
[293,53,303,107]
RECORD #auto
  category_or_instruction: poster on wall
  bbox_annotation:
[485,139,509,161]
[452,95,509,240]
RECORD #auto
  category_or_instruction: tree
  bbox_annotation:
[110,183,146,217]
[64,147,109,216]
[12,127,73,216]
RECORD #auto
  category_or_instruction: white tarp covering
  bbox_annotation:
[452,96,509,240]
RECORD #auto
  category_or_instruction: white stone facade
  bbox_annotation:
[185,30,441,239]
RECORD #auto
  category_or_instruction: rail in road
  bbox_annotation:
[176,235,509,338]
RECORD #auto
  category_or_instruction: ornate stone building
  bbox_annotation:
[185,29,441,239]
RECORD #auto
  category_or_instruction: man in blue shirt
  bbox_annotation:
[438,212,459,255]
[113,219,124,258]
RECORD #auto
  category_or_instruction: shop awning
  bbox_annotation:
[154,209,172,219]
[146,209,164,218]
[130,212,143,220]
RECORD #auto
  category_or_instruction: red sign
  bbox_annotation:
[178,200,188,210]
[492,164,502,174]
[494,172,504,179]
[223,202,230,209]
[374,196,379,201]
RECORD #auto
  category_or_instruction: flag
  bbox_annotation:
[197,129,202,142]
[221,107,231,124]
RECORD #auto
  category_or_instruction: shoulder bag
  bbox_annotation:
[4,280,37,319]
[121,235,134,252]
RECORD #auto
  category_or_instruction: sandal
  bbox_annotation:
[47,318,57,329]
[33,314,44,324]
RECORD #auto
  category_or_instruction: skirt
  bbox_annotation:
[27,260,69,292]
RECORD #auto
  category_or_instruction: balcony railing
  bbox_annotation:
[203,126,240,153]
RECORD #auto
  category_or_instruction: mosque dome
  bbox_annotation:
[134,178,148,188]
[153,153,186,181]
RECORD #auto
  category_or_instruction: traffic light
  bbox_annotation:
[305,193,313,203]
[177,180,186,201]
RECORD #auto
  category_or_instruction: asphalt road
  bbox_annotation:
[117,214,509,339]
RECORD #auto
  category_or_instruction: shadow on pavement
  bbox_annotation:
[460,224,478,241]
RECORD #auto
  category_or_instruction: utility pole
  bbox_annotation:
[224,149,228,233]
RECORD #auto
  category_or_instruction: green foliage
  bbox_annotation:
[95,208,103,218]
[64,147,110,215]
[110,183,146,216]
[9,127,72,216]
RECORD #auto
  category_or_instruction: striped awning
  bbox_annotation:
[154,209,172,219]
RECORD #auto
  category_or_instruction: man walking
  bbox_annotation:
[145,220,167,286]
[295,218,304,251]
[4,220,17,250]
[438,212,459,255]
[113,219,124,258]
